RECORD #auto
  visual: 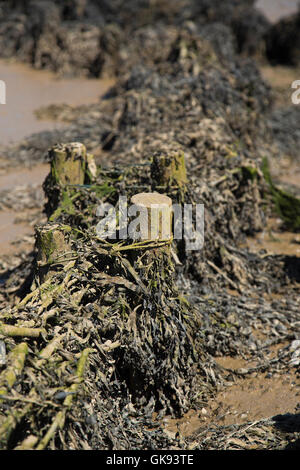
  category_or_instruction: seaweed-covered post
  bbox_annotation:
[43,142,97,217]
[114,190,200,413]
[35,223,73,283]
[151,150,187,192]
[151,150,188,258]
[128,192,173,285]
[49,142,87,186]
[48,141,96,185]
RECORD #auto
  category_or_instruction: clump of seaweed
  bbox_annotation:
[0,145,219,450]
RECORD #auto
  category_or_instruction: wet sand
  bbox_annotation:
[256,0,299,23]
[246,223,300,257]
[0,60,114,255]
[0,164,48,255]
[260,64,300,108]
[0,59,113,146]
[0,163,49,191]
[0,211,33,255]
[161,367,299,437]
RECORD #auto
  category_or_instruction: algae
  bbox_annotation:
[262,157,300,231]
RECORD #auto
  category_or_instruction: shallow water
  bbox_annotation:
[256,0,299,23]
[0,61,113,254]
[0,59,113,146]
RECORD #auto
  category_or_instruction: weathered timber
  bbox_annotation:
[151,151,187,190]
[130,192,173,241]
[35,222,73,282]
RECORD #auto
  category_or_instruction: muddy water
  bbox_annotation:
[0,163,49,192]
[0,164,48,255]
[0,59,113,146]
[0,61,114,255]
[256,0,299,23]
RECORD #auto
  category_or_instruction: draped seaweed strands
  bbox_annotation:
[0,232,217,449]
[0,148,219,449]
[1,141,300,449]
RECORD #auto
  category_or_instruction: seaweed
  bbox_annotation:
[0,1,299,452]
[262,157,300,231]
[0,149,219,449]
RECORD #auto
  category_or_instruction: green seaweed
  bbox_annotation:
[49,190,80,221]
[262,157,300,231]
[241,165,258,182]
[49,183,116,223]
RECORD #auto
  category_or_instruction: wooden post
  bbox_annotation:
[35,223,73,282]
[44,142,97,218]
[151,151,187,189]
[130,192,173,241]
[49,142,88,186]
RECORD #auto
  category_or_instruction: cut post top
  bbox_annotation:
[131,192,172,208]
[130,192,173,241]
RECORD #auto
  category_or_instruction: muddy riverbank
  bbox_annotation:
[0,59,114,146]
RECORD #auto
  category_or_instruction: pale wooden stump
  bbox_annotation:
[130,192,173,241]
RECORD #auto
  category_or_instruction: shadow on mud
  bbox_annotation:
[272,413,300,450]
[283,256,300,283]
[0,254,35,299]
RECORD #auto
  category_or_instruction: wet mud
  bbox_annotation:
[256,0,300,23]
[0,59,114,146]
